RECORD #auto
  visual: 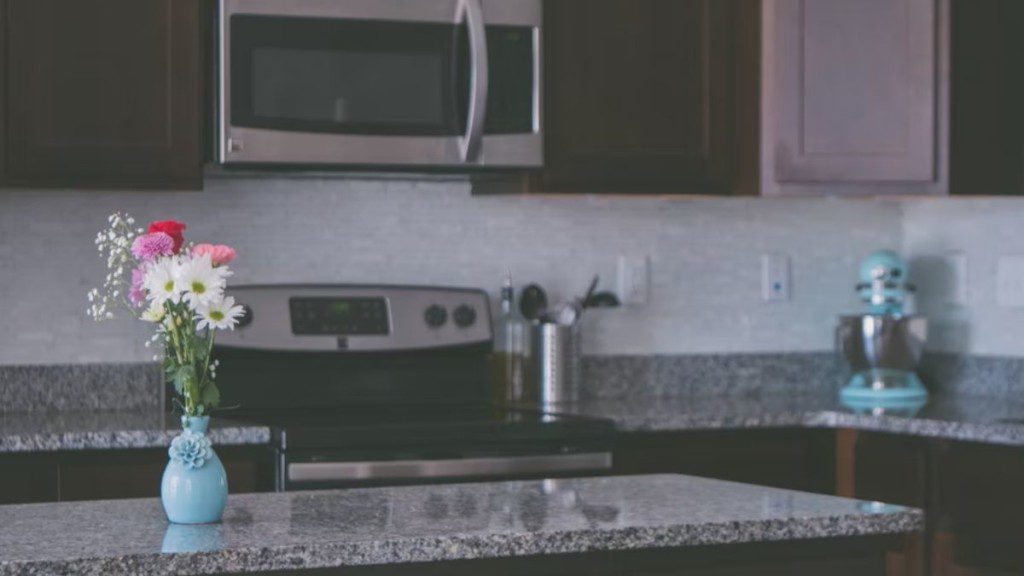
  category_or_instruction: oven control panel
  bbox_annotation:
[215,285,492,352]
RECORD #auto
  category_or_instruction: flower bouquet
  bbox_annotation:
[88,213,242,523]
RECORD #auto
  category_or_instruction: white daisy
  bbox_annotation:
[175,254,230,309]
[142,259,181,304]
[141,301,166,323]
[196,296,245,331]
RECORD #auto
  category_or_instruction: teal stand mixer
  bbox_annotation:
[837,250,929,412]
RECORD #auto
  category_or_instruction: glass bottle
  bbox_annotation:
[492,273,529,404]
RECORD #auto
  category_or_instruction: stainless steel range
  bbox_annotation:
[206,285,613,491]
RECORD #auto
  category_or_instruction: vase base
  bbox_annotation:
[165,515,224,525]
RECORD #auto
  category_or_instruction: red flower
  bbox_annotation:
[147,220,186,253]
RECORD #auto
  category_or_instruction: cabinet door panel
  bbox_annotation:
[0,455,59,504]
[949,0,1024,196]
[58,448,271,502]
[613,430,835,494]
[5,0,202,188]
[766,0,942,187]
[540,0,750,194]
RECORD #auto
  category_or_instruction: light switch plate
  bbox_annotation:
[762,253,791,302]
[997,256,1024,307]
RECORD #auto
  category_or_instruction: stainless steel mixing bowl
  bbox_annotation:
[837,315,927,373]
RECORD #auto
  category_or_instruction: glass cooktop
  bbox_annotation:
[231,404,614,450]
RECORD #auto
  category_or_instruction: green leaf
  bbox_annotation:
[200,382,221,409]
[172,364,196,397]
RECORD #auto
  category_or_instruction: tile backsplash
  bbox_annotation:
[0,176,899,365]
[903,198,1024,356]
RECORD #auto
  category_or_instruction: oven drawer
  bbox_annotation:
[290,452,611,483]
[280,446,612,490]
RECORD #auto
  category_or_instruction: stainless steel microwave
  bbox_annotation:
[216,0,542,169]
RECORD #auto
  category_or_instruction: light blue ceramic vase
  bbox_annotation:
[161,415,228,524]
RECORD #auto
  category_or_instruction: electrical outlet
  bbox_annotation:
[997,256,1024,307]
[617,255,650,306]
[761,253,791,302]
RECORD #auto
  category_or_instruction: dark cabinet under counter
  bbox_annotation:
[0,446,275,505]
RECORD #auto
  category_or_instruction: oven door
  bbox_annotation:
[218,0,542,168]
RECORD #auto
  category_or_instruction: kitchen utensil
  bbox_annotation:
[519,284,548,322]
[581,275,600,308]
[584,292,620,308]
[549,299,583,326]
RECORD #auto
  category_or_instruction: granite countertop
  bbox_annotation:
[0,411,270,453]
[0,474,921,576]
[550,393,1024,446]
[6,392,1024,454]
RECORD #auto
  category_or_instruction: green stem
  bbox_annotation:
[199,329,215,391]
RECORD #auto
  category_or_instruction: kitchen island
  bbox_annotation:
[0,474,920,576]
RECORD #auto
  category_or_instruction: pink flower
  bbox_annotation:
[129,268,146,307]
[192,244,237,266]
[131,232,175,262]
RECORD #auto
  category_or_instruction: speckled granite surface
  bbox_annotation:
[0,411,270,453]
[0,363,162,413]
[919,352,1024,396]
[549,393,1024,446]
[581,353,848,399]
[581,352,1024,400]
[0,474,921,576]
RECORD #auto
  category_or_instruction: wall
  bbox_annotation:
[903,198,1024,356]
[0,177,901,365]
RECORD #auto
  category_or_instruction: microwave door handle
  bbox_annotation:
[458,0,489,162]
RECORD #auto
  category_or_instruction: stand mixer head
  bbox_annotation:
[856,249,914,315]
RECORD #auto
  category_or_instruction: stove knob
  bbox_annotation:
[236,304,254,328]
[453,305,477,328]
[423,304,448,329]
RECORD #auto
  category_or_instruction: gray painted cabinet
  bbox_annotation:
[761,0,949,196]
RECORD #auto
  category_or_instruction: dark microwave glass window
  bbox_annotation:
[231,15,460,136]
[251,48,445,125]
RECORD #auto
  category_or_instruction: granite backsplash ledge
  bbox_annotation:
[581,352,1024,400]
[918,353,1024,396]
[580,352,849,399]
[1,352,1021,413]
[0,363,161,413]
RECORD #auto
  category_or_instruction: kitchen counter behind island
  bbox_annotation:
[0,474,921,576]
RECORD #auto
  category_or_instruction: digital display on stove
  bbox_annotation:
[289,297,389,336]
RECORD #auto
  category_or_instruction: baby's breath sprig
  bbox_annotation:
[87,212,144,321]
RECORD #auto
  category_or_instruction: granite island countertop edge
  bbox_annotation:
[0,513,923,576]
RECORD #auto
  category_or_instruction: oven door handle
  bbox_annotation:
[288,452,612,483]
[458,0,488,163]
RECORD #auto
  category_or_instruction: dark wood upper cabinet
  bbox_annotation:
[2,0,203,189]
[949,0,1024,196]
[537,0,759,195]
